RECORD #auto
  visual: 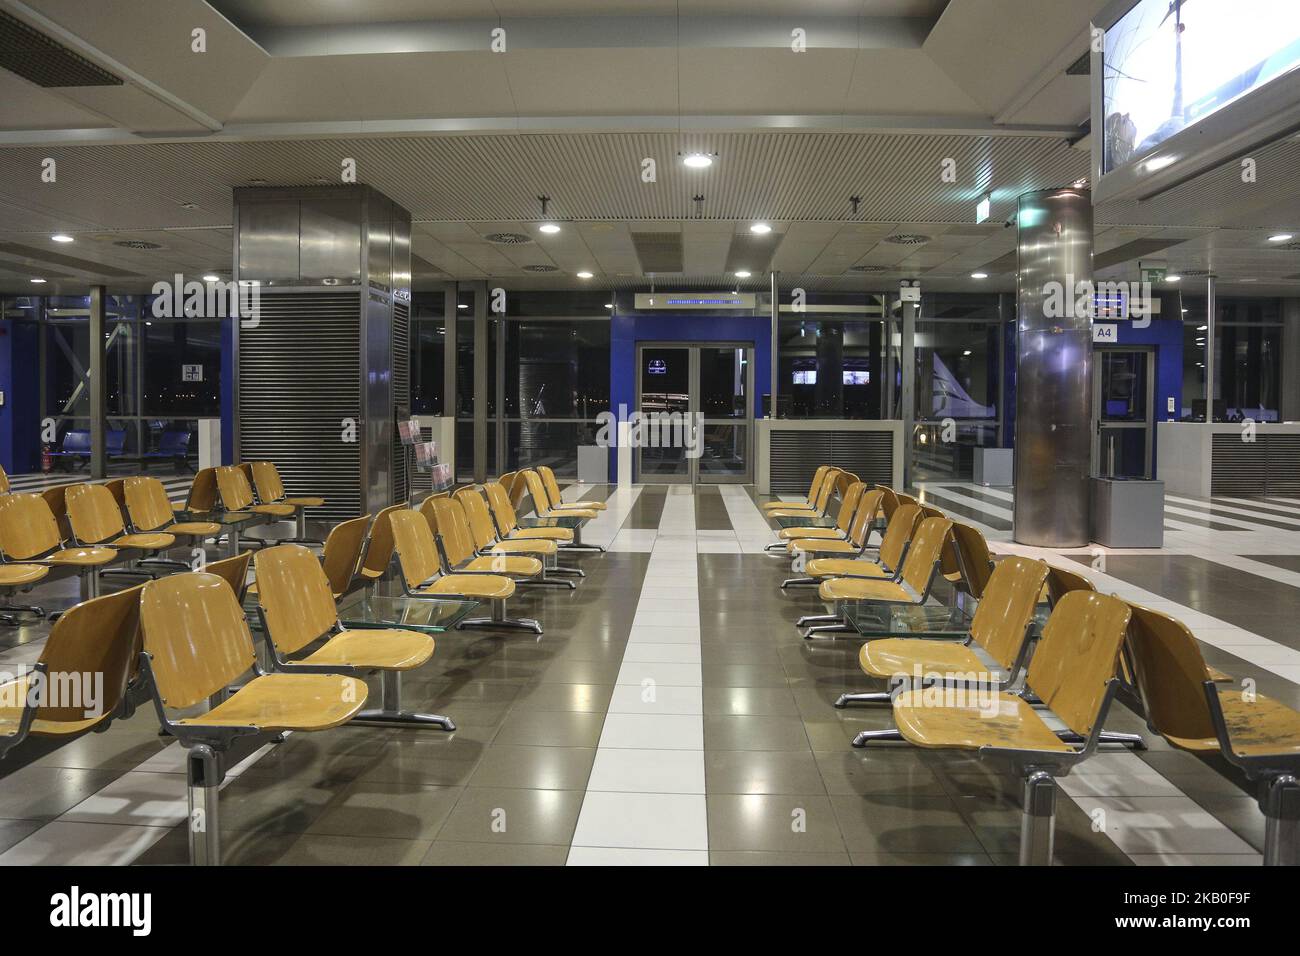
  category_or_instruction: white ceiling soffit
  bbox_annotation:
[0,0,268,132]
[924,0,1110,126]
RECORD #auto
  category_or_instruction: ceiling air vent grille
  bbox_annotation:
[849,265,890,274]
[485,233,533,245]
[884,234,931,245]
[113,240,163,250]
[0,10,123,87]
[522,264,559,273]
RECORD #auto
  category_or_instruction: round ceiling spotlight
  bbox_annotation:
[30,278,46,284]
[970,272,988,280]
[202,274,221,282]
[1165,274,1182,282]
[538,223,561,235]
[683,153,714,169]
[1268,233,1293,242]
[486,232,534,244]
[576,271,594,279]
[734,270,752,278]
[51,234,74,243]
[750,223,772,235]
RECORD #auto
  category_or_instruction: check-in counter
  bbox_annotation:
[756,419,904,494]
[1157,421,1300,497]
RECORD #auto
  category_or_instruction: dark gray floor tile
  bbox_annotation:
[706,793,847,853]
[710,849,850,866]
[467,745,596,790]
[494,710,605,748]
[435,787,584,845]
[307,781,462,840]
[0,767,123,821]
[422,840,569,866]
[829,792,984,854]
[705,750,825,794]
[704,715,811,751]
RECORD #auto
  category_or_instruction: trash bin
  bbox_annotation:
[577,445,609,484]
[973,448,1014,487]
[1090,477,1164,548]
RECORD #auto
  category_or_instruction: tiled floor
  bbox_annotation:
[0,475,1293,865]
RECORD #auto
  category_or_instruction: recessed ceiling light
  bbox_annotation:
[734,270,752,278]
[750,223,772,235]
[457,303,469,309]
[962,349,972,356]
[1268,233,1293,242]
[683,153,713,169]
[604,303,613,309]
[1197,325,1208,331]
[30,278,46,283]
[1165,274,1181,282]
[202,274,221,282]
[51,234,74,243]
[576,271,594,279]
[970,272,988,280]
[539,223,561,234]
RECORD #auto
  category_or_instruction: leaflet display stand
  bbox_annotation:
[399,417,452,508]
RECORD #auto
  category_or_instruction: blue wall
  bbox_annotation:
[609,312,771,482]
[0,321,41,475]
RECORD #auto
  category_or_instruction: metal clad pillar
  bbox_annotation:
[1013,187,1093,547]
[473,280,488,482]
[1205,275,1216,421]
[88,285,107,479]
[769,271,779,417]
[900,295,916,488]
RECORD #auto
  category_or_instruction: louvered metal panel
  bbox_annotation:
[391,299,411,504]
[1266,435,1300,496]
[1211,433,1300,496]
[769,429,894,493]
[238,291,362,520]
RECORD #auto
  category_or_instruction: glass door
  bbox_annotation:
[1092,347,1154,478]
[636,343,754,484]
[638,346,692,482]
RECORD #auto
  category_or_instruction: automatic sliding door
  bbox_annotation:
[697,345,750,483]
[638,346,692,482]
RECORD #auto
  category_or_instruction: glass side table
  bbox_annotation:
[336,591,481,633]
[845,600,972,639]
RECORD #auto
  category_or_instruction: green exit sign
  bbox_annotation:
[1141,266,1166,283]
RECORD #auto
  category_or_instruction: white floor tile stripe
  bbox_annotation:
[569,486,708,863]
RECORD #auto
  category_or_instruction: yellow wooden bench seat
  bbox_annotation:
[173,672,362,731]
[893,689,1074,752]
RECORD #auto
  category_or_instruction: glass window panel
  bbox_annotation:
[777,319,881,419]
[412,318,445,415]
[141,321,221,416]
[505,320,610,418]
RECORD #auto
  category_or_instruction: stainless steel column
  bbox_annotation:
[769,271,779,417]
[1205,275,1217,421]
[444,282,458,475]
[900,296,916,488]
[473,281,488,482]
[88,285,107,479]
[1013,188,1093,547]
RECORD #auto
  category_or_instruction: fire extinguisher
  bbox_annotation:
[41,444,52,473]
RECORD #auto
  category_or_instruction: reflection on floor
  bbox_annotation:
[0,478,1289,865]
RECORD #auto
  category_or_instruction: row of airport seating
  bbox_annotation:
[0,461,598,864]
[766,465,1300,866]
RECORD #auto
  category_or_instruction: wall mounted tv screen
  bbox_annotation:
[1103,0,1300,174]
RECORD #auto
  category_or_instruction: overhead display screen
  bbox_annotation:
[1103,0,1300,173]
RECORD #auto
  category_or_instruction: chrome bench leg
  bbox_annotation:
[803,622,855,640]
[835,690,892,708]
[1019,770,1057,867]
[781,576,816,589]
[796,612,838,627]
[1262,773,1299,867]
[352,670,456,731]
[186,744,222,867]
[1056,728,1146,751]
[852,727,904,747]
[459,598,542,635]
